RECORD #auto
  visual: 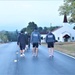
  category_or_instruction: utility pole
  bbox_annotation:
[50,23,52,31]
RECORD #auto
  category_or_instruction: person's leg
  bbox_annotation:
[20,50,23,56]
[22,49,25,56]
[22,48,25,56]
[48,43,52,57]
[25,45,27,51]
[49,42,54,57]
[23,49,25,53]
[32,47,36,56]
[20,50,23,54]
[51,42,54,56]
[26,45,28,50]
[48,48,52,56]
[35,43,39,57]
[47,43,50,56]
[36,48,38,56]
[51,47,54,56]
[20,44,25,56]
[32,43,36,56]
[20,45,23,55]
[22,45,26,56]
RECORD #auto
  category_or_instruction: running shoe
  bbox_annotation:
[49,55,52,57]
[20,54,23,57]
[49,55,54,58]
[22,53,25,56]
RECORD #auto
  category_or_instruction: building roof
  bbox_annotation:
[52,14,75,35]
[40,32,48,34]
[52,24,75,36]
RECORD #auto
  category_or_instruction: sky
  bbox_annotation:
[0,0,64,31]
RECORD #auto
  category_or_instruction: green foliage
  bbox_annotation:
[26,22,37,34]
[49,26,60,31]
[0,30,18,43]
[8,32,17,41]
[38,27,43,33]
[58,0,75,23]
[43,27,48,32]
[0,31,8,43]
[58,3,70,15]
[21,27,26,33]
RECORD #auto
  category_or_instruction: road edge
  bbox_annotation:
[55,50,75,60]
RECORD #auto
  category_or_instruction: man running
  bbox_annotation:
[17,30,26,57]
[46,31,56,57]
[31,27,41,57]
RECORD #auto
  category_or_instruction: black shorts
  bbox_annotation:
[33,43,38,48]
[20,44,25,50]
[47,42,54,48]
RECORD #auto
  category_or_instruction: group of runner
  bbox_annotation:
[17,27,56,57]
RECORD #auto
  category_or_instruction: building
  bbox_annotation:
[41,32,47,43]
[52,14,75,42]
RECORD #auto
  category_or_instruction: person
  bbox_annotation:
[17,30,26,57]
[46,31,56,57]
[25,32,30,51]
[28,33,31,49]
[31,27,41,57]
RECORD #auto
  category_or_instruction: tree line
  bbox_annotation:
[0,22,60,43]
[21,22,60,34]
[0,21,75,43]
[0,30,18,43]
[1,0,75,43]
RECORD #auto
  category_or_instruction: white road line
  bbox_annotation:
[55,50,75,59]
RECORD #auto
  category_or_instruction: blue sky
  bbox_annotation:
[0,0,64,31]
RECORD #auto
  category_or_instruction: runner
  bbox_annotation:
[28,33,30,49]
[31,27,41,57]
[25,32,29,51]
[17,30,26,57]
[46,31,56,57]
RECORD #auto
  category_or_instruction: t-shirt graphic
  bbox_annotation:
[33,34,38,37]
[48,35,53,38]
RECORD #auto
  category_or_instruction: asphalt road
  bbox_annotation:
[0,42,75,75]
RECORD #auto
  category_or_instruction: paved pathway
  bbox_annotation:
[0,42,75,75]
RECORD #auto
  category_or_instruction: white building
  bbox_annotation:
[52,14,75,42]
[41,33,47,43]
[41,14,75,42]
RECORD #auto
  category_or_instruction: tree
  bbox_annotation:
[21,27,26,32]
[58,0,75,23]
[38,27,43,33]
[5,31,18,42]
[43,27,48,32]
[0,31,8,43]
[26,22,37,34]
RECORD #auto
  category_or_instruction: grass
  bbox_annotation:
[42,42,75,57]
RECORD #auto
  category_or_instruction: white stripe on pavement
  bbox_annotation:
[55,50,75,59]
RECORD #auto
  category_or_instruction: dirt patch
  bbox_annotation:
[42,42,75,57]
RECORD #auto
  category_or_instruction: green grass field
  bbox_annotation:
[42,42,75,57]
